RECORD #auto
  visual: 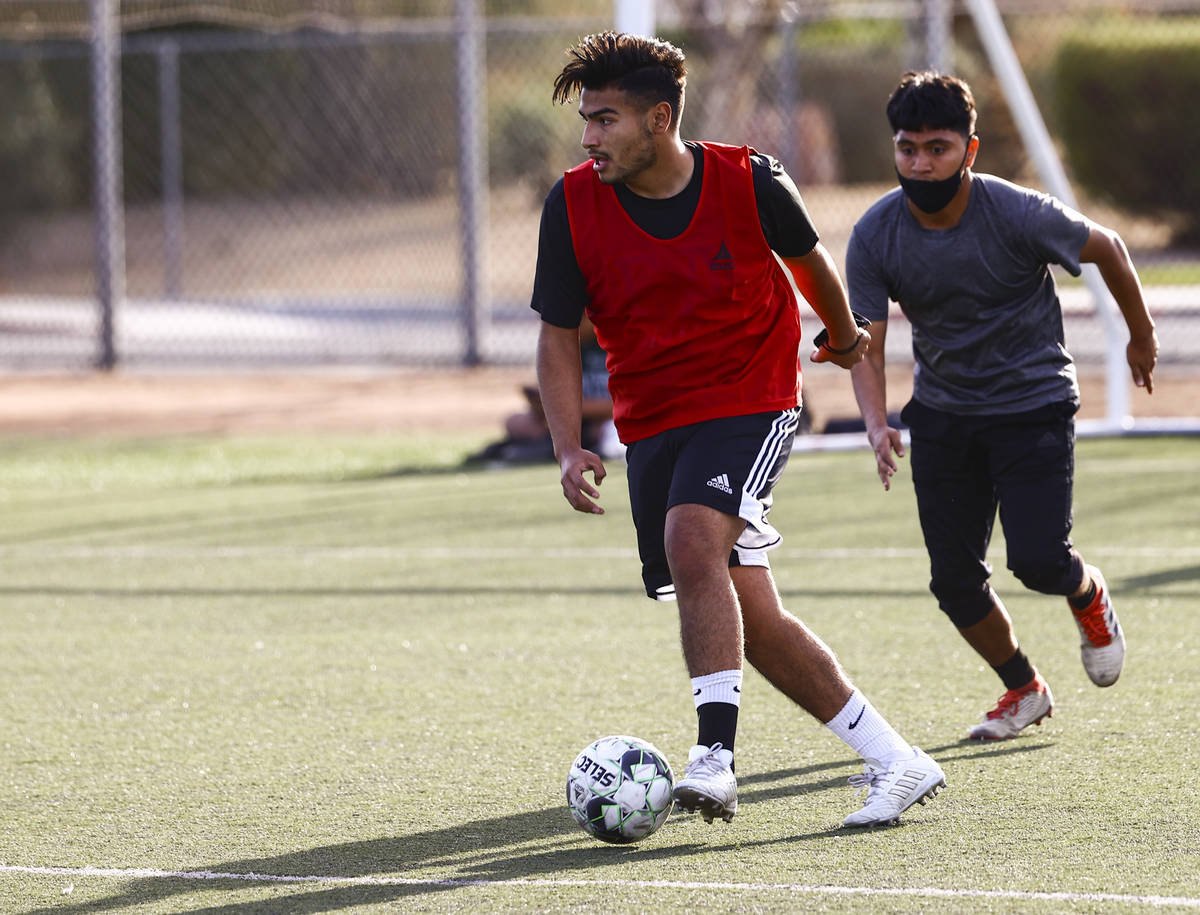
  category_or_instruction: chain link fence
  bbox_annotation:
[0,0,1197,421]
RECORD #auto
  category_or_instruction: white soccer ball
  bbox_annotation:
[566,735,674,844]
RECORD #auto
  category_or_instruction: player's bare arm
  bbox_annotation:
[536,320,606,514]
[1079,225,1159,394]
[849,320,904,491]
[781,243,871,368]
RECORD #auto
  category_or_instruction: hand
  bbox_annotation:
[811,329,871,369]
[558,446,606,514]
[1127,330,1158,395]
[867,423,905,491]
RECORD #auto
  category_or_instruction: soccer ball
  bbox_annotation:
[566,735,674,844]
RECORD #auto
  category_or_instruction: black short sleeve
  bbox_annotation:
[529,178,588,328]
[750,152,820,258]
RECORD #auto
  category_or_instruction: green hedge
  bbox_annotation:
[1055,19,1200,243]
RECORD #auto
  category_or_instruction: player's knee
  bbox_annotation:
[931,579,994,629]
[664,507,740,588]
[664,539,710,581]
[1009,553,1077,595]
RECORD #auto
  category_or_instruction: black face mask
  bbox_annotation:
[896,141,972,214]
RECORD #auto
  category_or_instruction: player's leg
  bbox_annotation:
[624,424,743,824]
[736,565,851,721]
[653,409,805,822]
[665,502,746,678]
[662,501,744,822]
[663,407,804,748]
[991,403,1125,686]
[735,565,945,826]
[673,408,943,826]
[903,400,1053,739]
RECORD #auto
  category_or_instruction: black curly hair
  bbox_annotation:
[886,70,977,139]
[552,31,687,129]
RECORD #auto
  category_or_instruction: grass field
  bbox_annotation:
[2,433,1199,914]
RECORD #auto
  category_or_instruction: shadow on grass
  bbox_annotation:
[18,746,1053,915]
[17,804,569,915]
[1116,563,1200,591]
[16,806,711,915]
[7,756,903,915]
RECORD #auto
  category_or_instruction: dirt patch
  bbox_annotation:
[0,365,1192,438]
[0,369,531,437]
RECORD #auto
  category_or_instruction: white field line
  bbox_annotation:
[0,544,1199,560]
[2,864,1199,909]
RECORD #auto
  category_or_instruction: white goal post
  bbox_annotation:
[965,0,1133,433]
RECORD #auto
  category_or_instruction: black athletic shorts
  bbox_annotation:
[901,397,1083,625]
[624,408,801,600]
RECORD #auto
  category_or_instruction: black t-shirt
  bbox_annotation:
[531,142,821,328]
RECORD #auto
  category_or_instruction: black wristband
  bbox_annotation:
[813,311,872,353]
[820,331,865,355]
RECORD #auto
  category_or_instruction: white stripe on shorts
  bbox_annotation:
[735,407,800,566]
[744,407,800,497]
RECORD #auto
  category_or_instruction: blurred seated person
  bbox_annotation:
[470,317,621,464]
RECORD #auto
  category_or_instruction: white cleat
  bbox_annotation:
[968,675,1054,740]
[843,747,946,828]
[672,743,737,824]
[1071,565,1125,687]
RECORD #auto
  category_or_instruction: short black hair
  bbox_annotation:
[886,71,977,139]
[552,31,687,129]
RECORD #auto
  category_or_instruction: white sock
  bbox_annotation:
[825,690,912,764]
[690,669,743,710]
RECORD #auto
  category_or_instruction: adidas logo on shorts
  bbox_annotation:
[706,473,734,494]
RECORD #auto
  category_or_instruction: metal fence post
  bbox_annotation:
[90,0,124,370]
[925,0,953,73]
[158,38,184,300]
[456,0,487,366]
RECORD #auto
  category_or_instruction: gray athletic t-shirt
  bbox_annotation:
[847,173,1092,414]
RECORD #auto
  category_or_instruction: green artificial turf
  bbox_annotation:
[1,434,1198,913]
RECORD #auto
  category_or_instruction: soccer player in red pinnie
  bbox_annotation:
[531,31,945,828]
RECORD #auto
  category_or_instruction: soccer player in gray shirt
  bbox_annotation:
[847,71,1158,740]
